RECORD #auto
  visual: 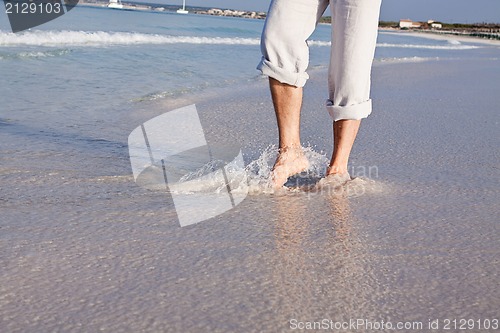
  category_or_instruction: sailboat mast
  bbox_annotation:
[176,0,188,14]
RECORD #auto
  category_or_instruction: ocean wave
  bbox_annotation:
[309,40,480,50]
[307,40,331,47]
[0,49,71,60]
[0,30,261,47]
[377,42,480,50]
[0,30,482,50]
[375,56,441,64]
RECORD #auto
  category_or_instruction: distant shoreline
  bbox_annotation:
[381,29,500,46]
[78,0,500,43]
[78,0,266,18]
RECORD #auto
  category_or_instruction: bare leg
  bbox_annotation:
[327,119,361,176]
[325,0,381,178]
[269,78,309,188]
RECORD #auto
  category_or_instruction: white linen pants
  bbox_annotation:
[257,0,382,121]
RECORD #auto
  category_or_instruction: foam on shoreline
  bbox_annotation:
[380,29,500,46]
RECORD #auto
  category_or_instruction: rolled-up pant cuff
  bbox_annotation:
[326,99,372,121]
[257,58,309,88]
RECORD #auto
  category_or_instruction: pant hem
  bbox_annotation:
[257,57,309,88]
[326,99,372,121]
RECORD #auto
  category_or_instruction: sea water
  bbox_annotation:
[0,6,493,132]
[1,5,499,332]
[0,5,494,188]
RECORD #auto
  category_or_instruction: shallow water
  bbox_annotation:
[1,6,500,333]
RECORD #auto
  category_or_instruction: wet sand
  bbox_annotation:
[1,57,499,332]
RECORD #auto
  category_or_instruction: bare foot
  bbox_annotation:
[270,147,310,188]
[319,172,351,187]
[326,165,348,177]
[316,165,351,189]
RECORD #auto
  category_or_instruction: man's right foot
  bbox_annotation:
[270,147,310,189]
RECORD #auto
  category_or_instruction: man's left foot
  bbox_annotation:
[317,172,351,189]
[270,147,309,189]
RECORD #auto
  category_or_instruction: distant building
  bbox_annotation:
[431,23,442,29]
[399,19,423,29]
[200,8,266,20]
[399,19,413,28]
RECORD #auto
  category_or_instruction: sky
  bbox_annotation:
[161,0,500,23]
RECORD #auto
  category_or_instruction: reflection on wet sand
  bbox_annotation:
[268,188,384,328]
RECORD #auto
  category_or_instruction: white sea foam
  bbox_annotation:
[377,42,480,50]
[136,145,385,197]
[0,30,261,47]
[307,40,332,47]
[0,49,71,60]
[375,56,441,64]
[306,40,479,50]
[0,30,481,50]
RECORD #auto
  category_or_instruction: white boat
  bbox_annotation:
[108,0,124,9]
[176,0,188,14]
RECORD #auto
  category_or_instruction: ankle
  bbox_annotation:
[277,146,305,158]
[327,164,348,175]
[278,145,303,152]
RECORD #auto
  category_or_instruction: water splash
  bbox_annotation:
[138,145,387,197]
